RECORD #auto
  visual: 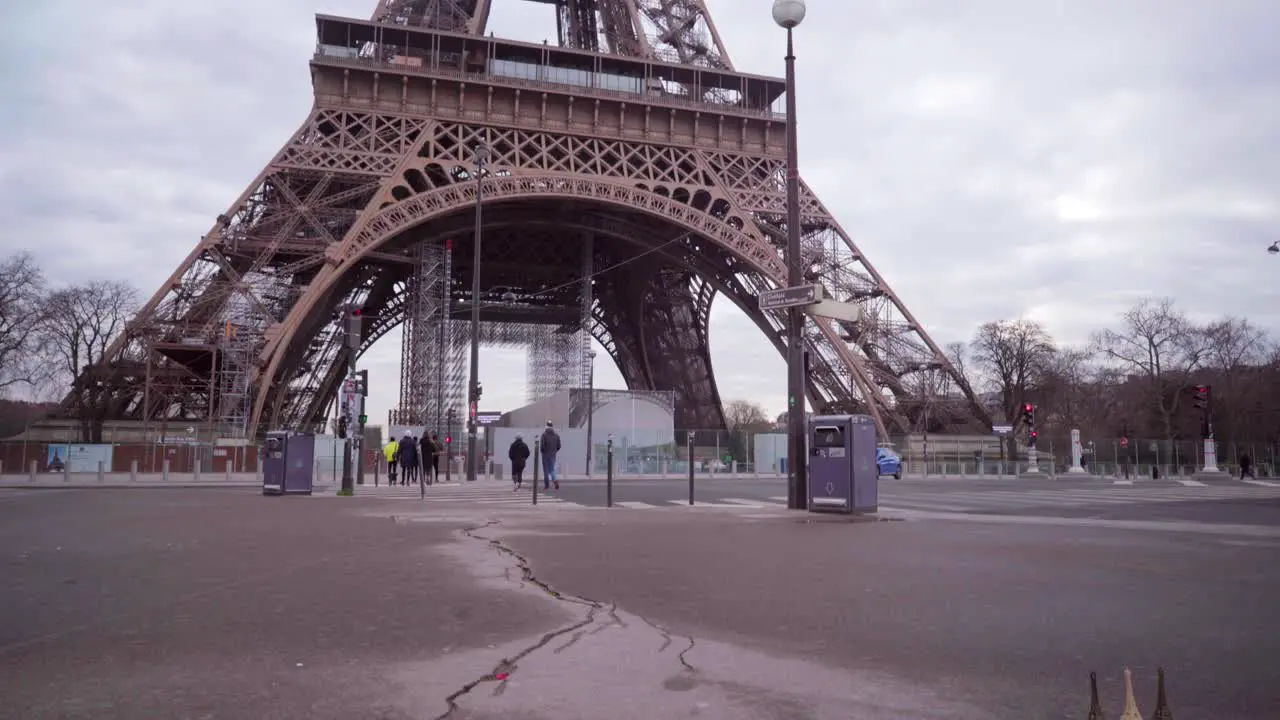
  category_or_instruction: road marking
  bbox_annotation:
[1113,480,1134,486]
[1176,479,1208,487]
[666,500,760,508]
[721,498,782,507]
[1243,479,1280,488]
[617,501,657,509]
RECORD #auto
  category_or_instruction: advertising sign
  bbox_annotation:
[46,444,114,473]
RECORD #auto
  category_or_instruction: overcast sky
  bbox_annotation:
[2,0,1277,425]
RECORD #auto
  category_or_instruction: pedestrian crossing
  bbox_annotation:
[321,481,586,508]
[318,480,1280,515]
[877,484,1280,514]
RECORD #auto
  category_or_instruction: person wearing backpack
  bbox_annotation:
[539,420,562,490]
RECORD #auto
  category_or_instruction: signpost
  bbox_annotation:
[758,284,870,325]
[992,425,1013,435]
[758,283,823,311]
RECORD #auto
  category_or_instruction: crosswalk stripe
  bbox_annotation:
[617,501,657,509]
[1176,479,1208,487]
[1243,479,1280,488]
[880,500,980,513]
[665,499,758,508]
[721,498,780,507]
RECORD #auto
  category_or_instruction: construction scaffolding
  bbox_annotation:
[394,238,594,432]
[216,275,283,437]
[397,241,449,426]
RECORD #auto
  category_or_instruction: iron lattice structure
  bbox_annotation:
[60,0,992,439]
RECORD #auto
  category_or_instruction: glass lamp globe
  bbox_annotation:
[772,0,806,29]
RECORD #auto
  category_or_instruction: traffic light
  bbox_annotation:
[337,415,349,439]
[1022,403,1037,448]
[358,414,367,425]
[1192,385,1208,411]
[445,434,452,445]
[356,369,369,396]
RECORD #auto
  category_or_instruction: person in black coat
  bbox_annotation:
[419,433,437,485]
[508,434,531,489]
[398,434,418,486]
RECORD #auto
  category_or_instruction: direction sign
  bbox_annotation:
[992,424,1013,435]
[758,284,823,311]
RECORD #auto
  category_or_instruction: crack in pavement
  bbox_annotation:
[433,521,603,720]
[638,614,697,672]
[433,519,697,719]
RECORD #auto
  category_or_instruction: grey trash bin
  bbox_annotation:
[262,431,316,496]
[807,415,878,514]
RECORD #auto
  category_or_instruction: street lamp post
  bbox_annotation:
[466,143,489,483]
[773,0,808,510]
[585,349,597,476]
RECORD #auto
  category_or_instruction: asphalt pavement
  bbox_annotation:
[4,483,1280,718]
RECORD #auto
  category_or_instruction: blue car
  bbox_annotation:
[876,448,902,479]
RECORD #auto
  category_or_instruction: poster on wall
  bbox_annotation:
[46,444,114,473]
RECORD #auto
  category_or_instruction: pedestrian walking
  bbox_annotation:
[508,434,530,489]
[539,420,561,490]
[384,438,399,484]
[1240,454,1255,480]
[399,433,418,486]
[419,433,436,486]
[430,433,444,482]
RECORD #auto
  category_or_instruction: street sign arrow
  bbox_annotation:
[758,284,823,311]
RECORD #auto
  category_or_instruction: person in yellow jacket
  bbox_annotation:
[383,438,400,484]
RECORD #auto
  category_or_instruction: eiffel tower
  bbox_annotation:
[61,0,991,440]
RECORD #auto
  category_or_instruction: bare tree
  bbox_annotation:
[1202,317,1271,442]
[39,281,140,442]
[0,252,46,394]
[724,399,769,429]
[1092,298,1205,443]
[945,341,970,386]
[969,319,1057,455]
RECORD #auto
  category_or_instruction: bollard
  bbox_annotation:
[97,460,105,483]
[193,462,202,483]
[532,446,539,506]
[606,435,614,508]
[225,463,232,482]
[686,430,695,506]
[130,460,138,482]
[29,459,36,482]
[163,459,170,483]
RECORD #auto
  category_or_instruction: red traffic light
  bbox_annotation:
[1030,430,1038,438]
[1024,403,1033,413]
[445,435,451,444]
